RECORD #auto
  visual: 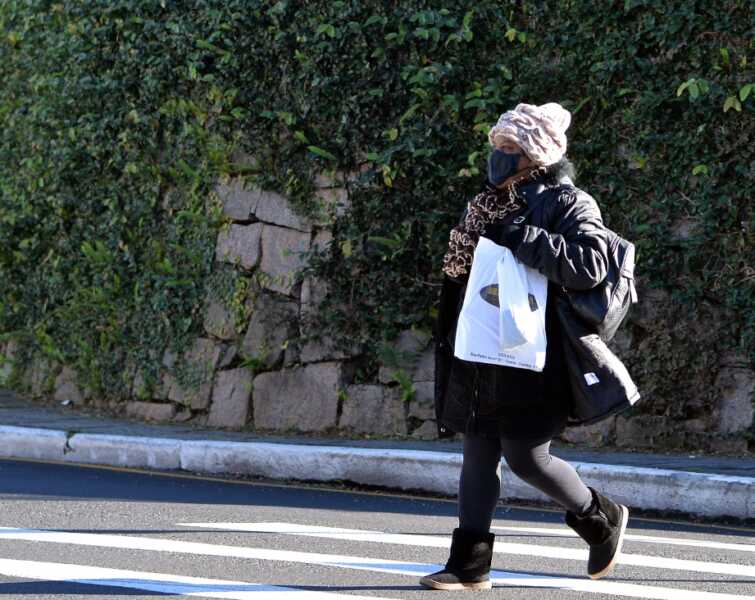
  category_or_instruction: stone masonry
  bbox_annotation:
[4,158,753,452]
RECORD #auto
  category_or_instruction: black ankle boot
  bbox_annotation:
[419,527,495,590]
[565,487,629,579]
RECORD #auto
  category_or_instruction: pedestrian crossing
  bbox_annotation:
[0,521,752,599]
[179,522,755,578]
[0,558,393,600]
[487,525,755,553]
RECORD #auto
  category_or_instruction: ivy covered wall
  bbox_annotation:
[0,1,752,450]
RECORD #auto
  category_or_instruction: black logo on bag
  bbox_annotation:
[528,293,538,311]
[479,284,499,307]
[480,286,539,311]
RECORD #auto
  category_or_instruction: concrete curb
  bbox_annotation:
[0,426,67,460]
[68,433,182,470]
[1,425,752,519]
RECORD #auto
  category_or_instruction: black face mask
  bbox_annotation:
[487,148,522,184]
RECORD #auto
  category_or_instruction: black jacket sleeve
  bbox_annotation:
[510,189,609,291]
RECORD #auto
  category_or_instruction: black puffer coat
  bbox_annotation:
[433,160,635,442]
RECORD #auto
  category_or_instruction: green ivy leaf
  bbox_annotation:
[196,39,229,56]
[307,145,337,161]
[739,84,752,102]
[399,103,420,125]
[723,96,741,113]
[315,24,336,38]
[365,15,386,27]
[293,131,310,143]
[367,235,402,249]
[340,239,352,257]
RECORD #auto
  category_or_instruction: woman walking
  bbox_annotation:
[422,102,631,591]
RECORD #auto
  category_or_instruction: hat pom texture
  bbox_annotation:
[487,102,571,166]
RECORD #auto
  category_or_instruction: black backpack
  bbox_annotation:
[518,183,638,342]
[563,227,638,342]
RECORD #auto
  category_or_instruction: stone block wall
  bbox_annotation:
[1,164,753,451]
[0,165,435,439]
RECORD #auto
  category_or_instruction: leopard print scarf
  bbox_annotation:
[441,165,546,279]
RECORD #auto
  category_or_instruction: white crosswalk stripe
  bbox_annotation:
[0,524,752,599]
[488,525,755,553]
[0,558,395,600]
[180,521,755,579]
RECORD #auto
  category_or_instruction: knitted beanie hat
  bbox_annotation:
[487,102,572,166]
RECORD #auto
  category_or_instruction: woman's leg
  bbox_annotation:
[458,432,503,534]
[419,432,501,589]
[499,436,593,515]
[499,436,629,581]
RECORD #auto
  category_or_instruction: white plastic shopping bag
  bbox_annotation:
[497,250,540,349]
[454,237,548,371]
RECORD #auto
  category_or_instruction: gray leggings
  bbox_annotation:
[458,433,593,534]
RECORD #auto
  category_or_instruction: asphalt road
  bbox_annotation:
[0,458,752,599]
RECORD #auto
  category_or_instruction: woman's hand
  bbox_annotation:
[481,221,527,250]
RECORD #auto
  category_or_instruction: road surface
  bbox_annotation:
[0,458,752,599]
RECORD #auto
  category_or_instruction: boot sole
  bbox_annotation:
[419,576,493,590]
[589,504,629,580]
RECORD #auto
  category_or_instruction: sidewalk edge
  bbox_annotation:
[1,426,752,519]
